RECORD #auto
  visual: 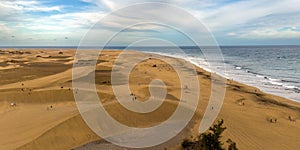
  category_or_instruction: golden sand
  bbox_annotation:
[0,49,299,150]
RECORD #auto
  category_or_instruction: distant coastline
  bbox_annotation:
[1,45,300,49]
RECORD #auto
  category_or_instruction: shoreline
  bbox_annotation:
[141,50,300,103]
[1,47,298,102]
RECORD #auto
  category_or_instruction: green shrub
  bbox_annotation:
[201,119,226,150]
[181,119,238,150]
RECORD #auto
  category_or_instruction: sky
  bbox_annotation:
[0,0,300,46]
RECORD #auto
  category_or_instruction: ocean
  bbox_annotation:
[129,46,300,102]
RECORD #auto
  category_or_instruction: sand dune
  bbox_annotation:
[0,49,299,150]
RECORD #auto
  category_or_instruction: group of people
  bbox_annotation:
[269,115,297,123]
[130,93,137,101]
[20,83,32,95]
[269,117,278,123]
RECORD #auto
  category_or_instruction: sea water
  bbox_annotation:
[133,46,300,102]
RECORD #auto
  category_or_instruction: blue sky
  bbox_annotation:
[0,0,299,46]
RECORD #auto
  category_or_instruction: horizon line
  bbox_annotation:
[1,45,300,48]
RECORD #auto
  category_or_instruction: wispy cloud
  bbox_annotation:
[0,0,300,46]
[0,1,63,12]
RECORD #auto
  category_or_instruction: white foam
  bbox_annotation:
[142,50,300,102]
[269,78,281,82]
[283,85,297,89]
[268,80,283,86]
[256,75,264,78]
[235,66,242,70]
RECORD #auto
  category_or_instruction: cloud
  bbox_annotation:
[1,0,300,46]
[0,0,63,12]
[49,12,106,28]
[0,0,108,45]
[80,0,215,11]
[81,0,300,36]
[227,32,236,36]
[0,0,64,32]
[188,0,300,43]
[240,28,300,39]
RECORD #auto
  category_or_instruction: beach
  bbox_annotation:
[0,49,300,150]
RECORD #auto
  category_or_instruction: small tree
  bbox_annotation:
[181,119,238,150]
[201,119,226,150]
